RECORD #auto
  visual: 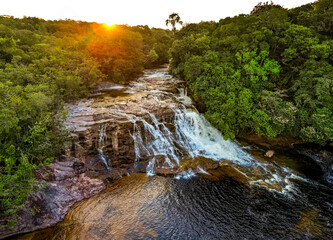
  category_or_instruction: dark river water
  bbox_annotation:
[15,173,333,240]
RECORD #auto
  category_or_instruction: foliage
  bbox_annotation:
[169,0,333,145]
[129,26,173,67]
[0,16,171,226]
[87,25,144,83]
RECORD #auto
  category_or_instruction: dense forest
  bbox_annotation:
[169,0,333,144]
[0,17,172,225]
[1,0,332,228]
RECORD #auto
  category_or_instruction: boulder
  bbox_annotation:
[265,150,275,158]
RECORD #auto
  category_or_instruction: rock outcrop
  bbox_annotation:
[0,159,105,239]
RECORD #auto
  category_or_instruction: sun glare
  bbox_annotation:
[93,22,119,36]
[105,24,118,30]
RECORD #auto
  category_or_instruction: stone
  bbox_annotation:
[237,134,304,149]
[73,161,84,169]
[133,162,147,173]
[155,168,177,176]
[265,150,275,158]
[206,166,250,185]
[64,67,182,166]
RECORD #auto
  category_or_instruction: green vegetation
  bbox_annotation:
[0,16,172,225]
[169,0,333,144]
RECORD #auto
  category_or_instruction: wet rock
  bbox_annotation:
[155,168,177,176]
[186,87,207,113]
[182,156,219,172]
[265,150,275,158]
[111,160,122,168]
[154,157,219,176]
[154,155,175,169]
[0,159,105,239]
[295,145,333,184]
[133,162,147,173]
[237,134,304,149]
[64,67,181,166]
[86,155,111,172]
[73,161,85,173]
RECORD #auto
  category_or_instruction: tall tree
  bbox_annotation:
[166,13,183,34]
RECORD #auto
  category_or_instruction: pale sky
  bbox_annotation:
[0,0,315,29]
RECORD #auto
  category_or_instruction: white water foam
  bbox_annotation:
[175,169,197,180]
[98,124,111,170]
[125,77,315,196]
[129,109,253,176]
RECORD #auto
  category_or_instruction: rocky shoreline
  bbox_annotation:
[0,158,105,239]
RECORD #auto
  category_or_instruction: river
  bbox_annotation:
[14,67,333,239]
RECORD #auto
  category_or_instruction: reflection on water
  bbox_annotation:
[16,173,333,240]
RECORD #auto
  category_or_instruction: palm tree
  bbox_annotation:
[166,13,183,34]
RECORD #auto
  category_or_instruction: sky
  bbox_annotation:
[0,0,315,29]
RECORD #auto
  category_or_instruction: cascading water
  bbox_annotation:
[124,69,254,177]
[127,100,308,195]
[123,70,318,196]
[130,109,254,175]
[97,123,111,170]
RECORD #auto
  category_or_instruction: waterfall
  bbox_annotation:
[173,109,253,165]
[65,67,319,195]
[124,71,254,175]
[125,76,307,196]
[129,107,253,175]
[98,124,111,170]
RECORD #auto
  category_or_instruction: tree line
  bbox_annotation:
[169,0,333,144]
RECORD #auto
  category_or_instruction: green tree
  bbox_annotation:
[166,13,183,34]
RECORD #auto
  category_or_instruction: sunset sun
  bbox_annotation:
[93,22,119,36]
[102,23,118,30]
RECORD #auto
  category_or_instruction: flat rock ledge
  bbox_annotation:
[0,158,105,240]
